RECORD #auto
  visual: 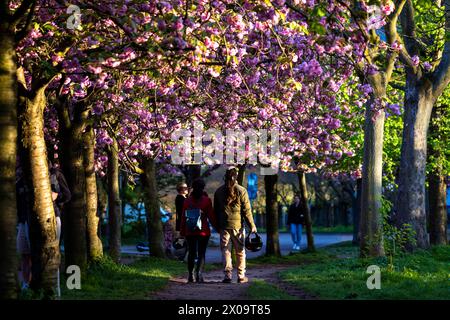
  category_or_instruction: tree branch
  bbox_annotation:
[432,0,450,99]
[10,0,35,27]
[384,0,408,81]
[14,0,36,42]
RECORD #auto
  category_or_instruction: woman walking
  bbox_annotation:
[287,195,305,251]
[180,178,218,283]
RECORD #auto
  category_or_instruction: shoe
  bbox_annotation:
[196,272,204,283]
[188,273,194,283]
[292,245,297,251]
[237,276,249,284]
[222,278,232,284]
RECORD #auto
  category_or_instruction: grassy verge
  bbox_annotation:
[61,256,186,300]
[279,244,450,300]
[312,225,353,234]
[247,279,296,300]
[255,225,353,234]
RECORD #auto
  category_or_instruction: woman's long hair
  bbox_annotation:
[191,178,206,200]
[225,168,238,206]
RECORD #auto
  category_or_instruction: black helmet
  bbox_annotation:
[245,232,263,252]
[172,237,187,250]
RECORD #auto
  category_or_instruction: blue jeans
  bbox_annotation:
[290,224,302,247]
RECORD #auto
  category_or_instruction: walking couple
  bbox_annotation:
[178,167,257,284]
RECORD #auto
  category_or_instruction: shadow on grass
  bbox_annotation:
[61,256,186,300]
[247,279,296,300]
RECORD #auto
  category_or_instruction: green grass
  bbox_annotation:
[247,249,333,267]
[61,256,186,300]
[247,279,296,300]
[256,225,353,234]
[312,225,353,234]
[279,244,450,300]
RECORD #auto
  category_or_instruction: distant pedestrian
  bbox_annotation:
[161,207,175,258]
[16,165,33,290]
[175,182,189,261]
[49,161,71,244]
[49,160,71,297]
[287,195,305,251]
[175,182,189,232]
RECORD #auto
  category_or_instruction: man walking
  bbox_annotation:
[214,167,257,284]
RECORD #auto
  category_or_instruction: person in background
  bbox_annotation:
[287,195,305,251]
[49,160,71,297]
[49,161,71,244]
[175,182,189,261]
[180,179,218,283]
[161,206,175,258]
[16,165,33,290]
[175,182,189,232]
[214,167,257,284]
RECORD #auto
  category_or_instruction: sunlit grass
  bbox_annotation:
[280,245,450,300]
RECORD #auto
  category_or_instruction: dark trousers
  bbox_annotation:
[186,235,210,274]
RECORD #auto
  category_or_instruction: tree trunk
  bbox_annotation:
[353,178,362,245]
[237,164,246,185]
[59,121,88,270]
[97,177,108,239]
[84,126,103,261]
[428,174,448,245]
[107,138,122,263]
[298,172,315,251]
[360,92,385,257]
[0,31,18,299]
[264,174,280,256]
[23,87,60,296]
[186,164,201,187]
[142,158,165,258]
[395,83,433,249]
[427,104,448,246]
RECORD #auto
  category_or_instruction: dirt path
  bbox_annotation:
[151,264,317,300]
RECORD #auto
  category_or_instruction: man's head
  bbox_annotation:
[176,182,188,195]
[294,195,300,205]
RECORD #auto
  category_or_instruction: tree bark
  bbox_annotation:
[23,87,60,296]
[84,125,103,261]
[428,174,448,245]
[107,138,121,263]
[97,177,108,238]
[394,82,434,249]
[237,164,246,185]
[0,31,18,299]
[298,172,315,251]
[186,164,201,187]
[59,121,88,270]
[142,158,165,258]
[352,178,362,245]
[264,174,280,256]
[360,91,385,257]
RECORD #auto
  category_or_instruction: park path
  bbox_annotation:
[151,264,317,300]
